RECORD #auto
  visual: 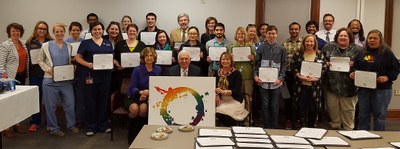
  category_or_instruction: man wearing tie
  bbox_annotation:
[167,50,201,76]
[316,13,336,43]
[170,13,190,50]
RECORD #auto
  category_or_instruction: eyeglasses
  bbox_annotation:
[38,28,47,31]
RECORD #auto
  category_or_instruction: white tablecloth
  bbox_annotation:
[0,86,39,131]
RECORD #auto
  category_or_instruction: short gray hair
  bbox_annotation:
[178,49,191,59]
[177,13,189,22]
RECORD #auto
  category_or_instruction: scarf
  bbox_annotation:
[217,67,236,90]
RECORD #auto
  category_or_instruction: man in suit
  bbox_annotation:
[167,50,201,76]
[170,13,190,50]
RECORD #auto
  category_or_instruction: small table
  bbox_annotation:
[0,86,39,149]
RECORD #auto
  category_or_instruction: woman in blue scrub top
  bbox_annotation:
[75,21,113,136]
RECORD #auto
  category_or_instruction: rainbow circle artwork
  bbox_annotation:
[153,86,208,126]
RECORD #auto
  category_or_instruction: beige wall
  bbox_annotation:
[390,0,400,109]
[0,0,256,42]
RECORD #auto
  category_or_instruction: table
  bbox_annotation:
[130,125,400,149]
[0,86,39,149]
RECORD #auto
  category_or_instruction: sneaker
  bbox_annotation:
[86,131,95,136]
[28,124,39,132]
[69,127,80,133]
[285,120,292,130]
[104,128,111,133]
[52,130,65,137]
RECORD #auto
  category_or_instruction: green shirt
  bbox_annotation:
[228,42,256,80]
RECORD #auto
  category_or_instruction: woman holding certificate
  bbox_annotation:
[214,52,248,126]
[228,27,256,125]
[351,29,400,131]
[75,21,113,136]
[0,23,28,138]
[113,24,146,94]
[291,34,326,128]
[154,30,174,75]
[38,23,78,137]
[126,47,162,143]
[178,26,209,76]
[26,21,53,132]
[321,28,360,130]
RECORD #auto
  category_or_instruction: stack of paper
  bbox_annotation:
[195,142,233,149]
[275,144,314,149]
[294,127,327,140]
[389,142,400,148]
[196,129,234,148]
[338,130,381,140]
[195,137,235,147]
[198,129,232,137]
[231,126,267,135]
[308,137,349,147]
[232,126,273,148]
[270,135,313,148]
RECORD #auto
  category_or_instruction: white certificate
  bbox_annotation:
[209,47,227,61]
[140,32,157,45]
[70,42,80,56]
[53,65,74,82]
[93,54,113,70]
[232,47,251,62]
[183,47,201,61]
[275,144,314,149]
[29,49,40,64]
[120,53,140,68]
[300,61,322,78]
[236,143,274,149]
[174,42,183,49]
[195,142,233,149]
[354,70,377,89]
[122,33,128,40]
[330,57,350,72]
[259,67,278,83]
[294,127,327,140]
[308,137,349,146]
[338,130,381,140]
[155,50,172,65]
[196,137,235,147]
[231,126,266,134]
[234,134,269,139]
[198,129,232,137]
[235,138,271,143]
[270,135,310,145]
[84,32,92,39]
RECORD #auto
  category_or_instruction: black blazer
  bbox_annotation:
[167,64,201,76]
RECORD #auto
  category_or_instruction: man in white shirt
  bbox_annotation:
[80,13,99,39]
[316,13,336,43]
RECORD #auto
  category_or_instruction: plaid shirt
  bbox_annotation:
[282,37,302,70]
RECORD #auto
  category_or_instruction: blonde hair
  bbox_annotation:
[52,22,67,33]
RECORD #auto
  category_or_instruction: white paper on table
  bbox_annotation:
[93,54,113,70]
[329,57,350,72]
[198,129,232,137]
[270,135,310,145]
[275,144,314,149]
[259,67,278,83]
[195,142,233,149]
[236,143,274,148]
[231,126,266,134]
[235,138,271,143]
[53,65,74,82]
[84,33,92,39]
[120,53,140,68]
[390,142,400,148]
[174,42,183,49]
[232,47,251,62]
[29,49,40,64]
[195,137,235,147]
[300,61,322,78]
[234,134,269,139]
[183,47,201,61]
[308,137,349,146]
[209,47,227,61]
[354,70,377,89]
[338,130,381,140]
[70,42,81,56]
[361,147,396,149]
[155,50,172,65]
[140,32,157,45]
[122,33,128,40]
[294,127,327,140]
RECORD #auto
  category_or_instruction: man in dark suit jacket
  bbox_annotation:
[167,50,201,76]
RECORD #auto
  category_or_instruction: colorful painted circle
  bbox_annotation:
[160,87,205,125]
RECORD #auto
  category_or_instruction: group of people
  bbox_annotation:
[0,12,399,146]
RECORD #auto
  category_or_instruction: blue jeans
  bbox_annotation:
[42,82,76,133]
[357,89,392,131]
[259,87,280,128]
[29,76,43,125]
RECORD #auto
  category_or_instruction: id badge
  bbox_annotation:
[85,75,93,84]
